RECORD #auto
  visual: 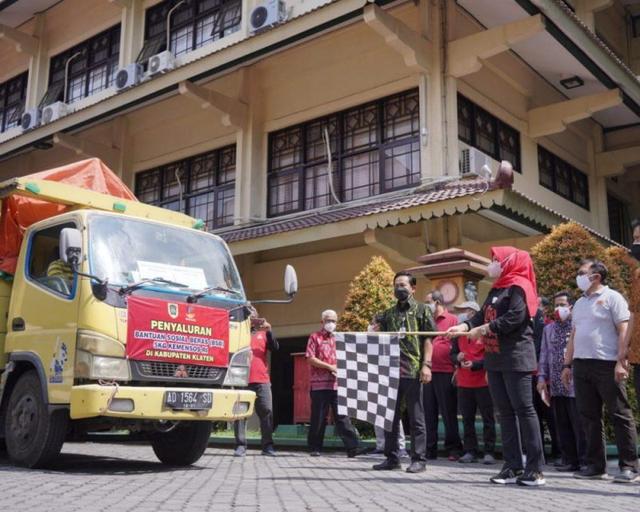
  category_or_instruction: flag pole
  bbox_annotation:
[341,331,451,337]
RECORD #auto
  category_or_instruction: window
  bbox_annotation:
[28,223,77,297]
[143,0,242,60]
[607,194,630,246]
[537,146,590,209]
[633,15,640,38]
[48,25,120,105]
[267,89,421,217]
[135,145,236,230]
[457,94,521,172]
[0,72,27,133]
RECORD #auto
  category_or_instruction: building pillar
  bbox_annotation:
[234,67,266,224]
[118,0,145,68]
[591,125,611,236]
[25,15,48,109]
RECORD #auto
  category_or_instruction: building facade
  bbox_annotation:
[1,0,639,423]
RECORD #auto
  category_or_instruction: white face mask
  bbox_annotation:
[427,303,436,314]
[457,313,468,322]
[576,274,592,292]
[487,260,502,279]
[323,321,337,333]
[555,306,571,322]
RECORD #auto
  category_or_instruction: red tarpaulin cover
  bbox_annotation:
[0,158,137,275]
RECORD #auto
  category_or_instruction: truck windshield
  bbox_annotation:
[88,215,244,299]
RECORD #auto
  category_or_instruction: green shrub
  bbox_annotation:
[531,222,606,302]
[338,255,396,332]
[532,222,640,441]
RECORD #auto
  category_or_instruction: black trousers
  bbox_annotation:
[458,386,496,456]
[385,378,427,463]
[487,371,544,473]
[551,396,586,467]
[234,383,274,449]
[636,365,640,411]
[532,380,561,458]
[573,359,639,472]
[423,372,462,455]
[307,389,359,452]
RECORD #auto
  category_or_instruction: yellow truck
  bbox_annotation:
[0,177,297,468]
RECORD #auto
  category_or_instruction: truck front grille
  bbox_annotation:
[137,361,224,380]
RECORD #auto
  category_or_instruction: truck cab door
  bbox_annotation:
[6,220,81,404]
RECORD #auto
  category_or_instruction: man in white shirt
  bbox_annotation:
[561,259,638,483]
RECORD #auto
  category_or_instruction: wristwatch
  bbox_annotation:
[479,325,490,336]
[422,361,432,369]
[562,363,572,370]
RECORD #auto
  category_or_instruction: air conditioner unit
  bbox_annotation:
[115,63,143,92]
[459,143,496,176]
[147,50,176,76]
[41,101,71,124]
[21,108,41,131]
[249,0,287,33]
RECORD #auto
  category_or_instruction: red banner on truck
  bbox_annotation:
[126,296,230,367]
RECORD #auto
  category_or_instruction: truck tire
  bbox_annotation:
[4,370,68,468]
[150,421,212,466]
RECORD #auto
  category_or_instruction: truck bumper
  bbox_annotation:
[70,385,255,421]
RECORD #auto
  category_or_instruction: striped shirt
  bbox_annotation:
[47,259,74,283]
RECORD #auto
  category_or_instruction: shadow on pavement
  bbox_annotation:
[0,451,206,475]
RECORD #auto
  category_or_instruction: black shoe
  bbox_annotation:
[426,451,438,460]
[555,464,580,472]
[262,446,276,457]
[347,447,368,458]
[373,459,401,471]
[573,467,608,480]
[406,461,427,474]
[490,468,524,485]
[516,471,546,487]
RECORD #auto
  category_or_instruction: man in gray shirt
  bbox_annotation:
[561,259,638,482]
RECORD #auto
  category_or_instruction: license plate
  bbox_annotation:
[164,391,213,410]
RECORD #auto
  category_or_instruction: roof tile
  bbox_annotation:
[217,178,492,243]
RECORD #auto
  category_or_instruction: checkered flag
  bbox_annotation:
[335,332,400,431]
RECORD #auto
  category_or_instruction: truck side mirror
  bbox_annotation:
[284,264,298,297]
[60,227,82,269]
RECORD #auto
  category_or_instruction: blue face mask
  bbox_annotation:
[457,313,468,322]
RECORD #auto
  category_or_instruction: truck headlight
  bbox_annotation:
[75,350,131,381]
[222,347,252,387]
[77,330,125,357]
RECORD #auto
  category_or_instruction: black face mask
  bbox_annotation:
[632,244,640,261]
[394,287,410,302]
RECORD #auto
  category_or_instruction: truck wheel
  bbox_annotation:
[5,370,68,468]
[150,421,212,466]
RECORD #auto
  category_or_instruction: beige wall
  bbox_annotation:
[0,0,637,240]
[0,44,30,84]
[594,1,630,64]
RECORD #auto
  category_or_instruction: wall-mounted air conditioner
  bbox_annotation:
[21,108,41,131]
[147,50,176,76]
[115,63,144,92]
[459,142,497,178]
[249,0,287,33]
[41,102,71,124]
